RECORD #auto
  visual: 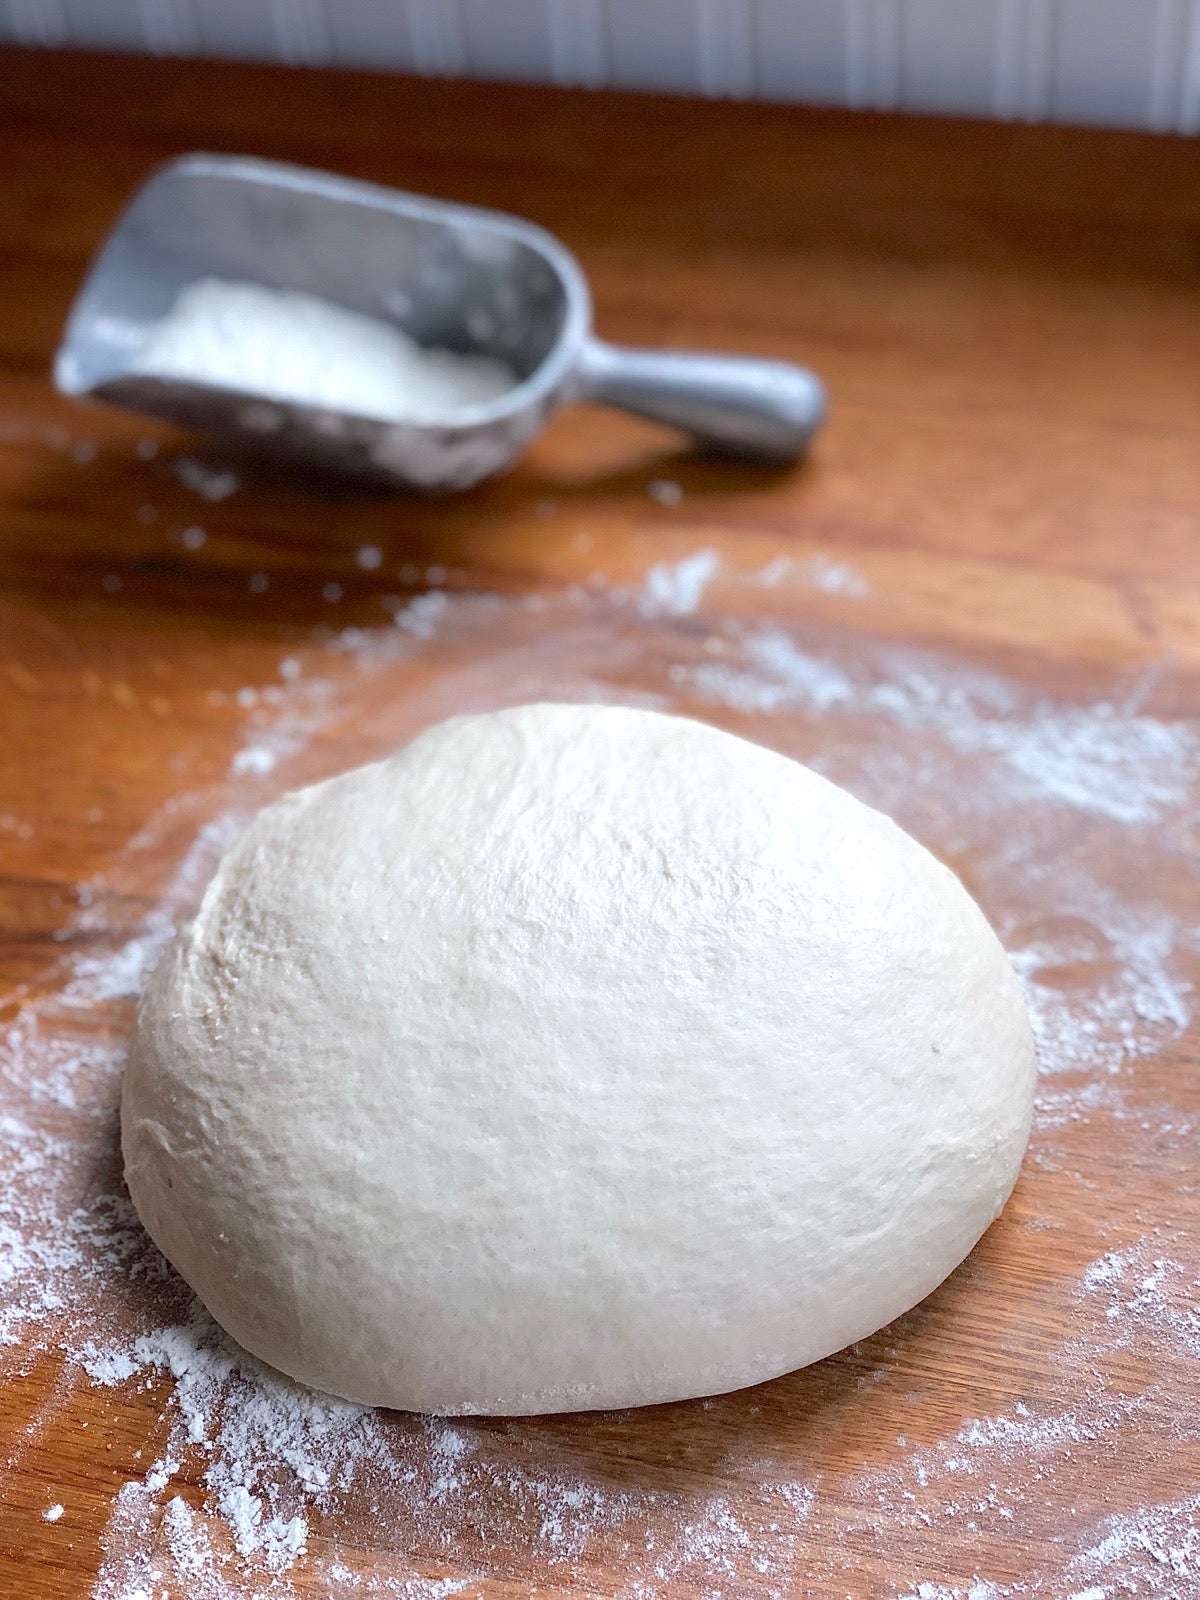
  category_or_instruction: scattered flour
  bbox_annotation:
[1077,1237,1200,1358]
[174,457,240,502]
[756,553,870,597]
[688,624,1197,826]
[641,549,720,615]
[227,676,335,781]
[647,478,683,507]
[1063,1493,1200,1596]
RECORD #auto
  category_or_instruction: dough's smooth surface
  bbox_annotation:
[123,704,1036,1414]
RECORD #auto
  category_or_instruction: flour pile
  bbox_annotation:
[135,280,516,423]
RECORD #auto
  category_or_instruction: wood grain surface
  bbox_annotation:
[0,46,1198,1600]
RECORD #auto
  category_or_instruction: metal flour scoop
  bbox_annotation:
[55,154,825,491]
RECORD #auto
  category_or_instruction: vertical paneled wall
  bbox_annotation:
[4,0,1199,133]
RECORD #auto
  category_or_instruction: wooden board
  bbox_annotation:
[0,47,1198,1600]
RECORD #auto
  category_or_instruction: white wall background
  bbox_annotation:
[5,0,1200,133]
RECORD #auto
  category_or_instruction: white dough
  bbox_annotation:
[123,704,1036,1415]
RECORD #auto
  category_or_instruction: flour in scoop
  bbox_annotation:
[133,279,517,423]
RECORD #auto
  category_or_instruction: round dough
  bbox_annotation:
[123,703,1035,1415]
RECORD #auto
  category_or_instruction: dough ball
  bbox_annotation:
[123,704,1035,1414]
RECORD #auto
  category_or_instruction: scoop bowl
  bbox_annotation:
[55,154,825,491]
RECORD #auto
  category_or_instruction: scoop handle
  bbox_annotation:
[577,338,825,463]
